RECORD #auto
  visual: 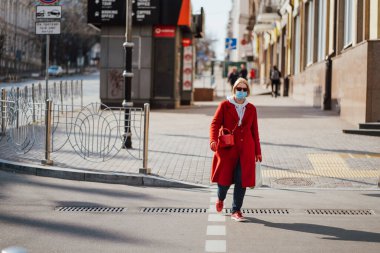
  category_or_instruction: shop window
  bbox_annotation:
[306,1,314,65]
[344,0,353,47]
[318,0,326,61]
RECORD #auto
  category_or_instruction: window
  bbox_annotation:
[344,0,353,47]
[318,0,326,61]
[294,16,301,74]
[306,1,314,65]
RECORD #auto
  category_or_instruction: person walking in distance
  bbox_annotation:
[209,78,262,222]
[228,67,239,89]
[270,65,281,98]
[249,68,256,85]
[239,63,248,80]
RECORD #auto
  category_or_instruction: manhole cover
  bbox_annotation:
[274,177,314,187]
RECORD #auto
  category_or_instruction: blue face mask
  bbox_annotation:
[235,91,247,100]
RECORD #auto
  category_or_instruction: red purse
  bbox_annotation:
[218,127,235,148]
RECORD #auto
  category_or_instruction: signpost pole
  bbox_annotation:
[122,0,133,149]
[45,34,50,100]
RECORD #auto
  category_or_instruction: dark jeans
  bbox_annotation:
[271,80,280,97]
[217,160,246,213]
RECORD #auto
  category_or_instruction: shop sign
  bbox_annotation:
[87,0,125,25]
[153,25,176,38]
[182,38,192,46]
[132,0,160,25]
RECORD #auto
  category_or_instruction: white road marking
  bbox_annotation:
[205,240,226,252]
[207,225,226,235]
[208,214,226,222]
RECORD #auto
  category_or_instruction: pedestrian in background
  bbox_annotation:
[239,63,248,80]
[228,67,239,89]
[249,68,256,85]
[270,65,281,98]
[209,77,262,222]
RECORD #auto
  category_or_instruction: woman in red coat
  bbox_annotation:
[210,77,262,222]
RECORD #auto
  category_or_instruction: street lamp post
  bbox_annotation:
[122,0,134,149]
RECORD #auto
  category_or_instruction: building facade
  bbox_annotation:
[254,0,380,125]
[0,0,42,80]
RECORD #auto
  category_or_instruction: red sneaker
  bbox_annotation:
[231,211,246,222]
[215,200,224,213]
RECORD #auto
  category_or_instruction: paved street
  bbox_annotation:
[0,171,379,253]
[1,70,379,189]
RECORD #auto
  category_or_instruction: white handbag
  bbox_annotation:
[255,162,262,188]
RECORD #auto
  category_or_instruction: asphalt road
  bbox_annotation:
[1,171,379,253]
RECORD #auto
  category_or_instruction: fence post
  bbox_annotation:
[16,87,19,129]
[59,81,63,113]
[32,84,35,122]
[71,80,74,109]
[42,99,53,165]
[80,80,83,108]
[38,83,42,102]
[1,89,6,135]
[139,103,151,174]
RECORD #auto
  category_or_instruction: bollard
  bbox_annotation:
[42,99,53,165]
[139,103,151,174]
[1,89,6,135]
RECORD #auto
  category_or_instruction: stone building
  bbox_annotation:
[0,0,42,80]
[253,0,380,125]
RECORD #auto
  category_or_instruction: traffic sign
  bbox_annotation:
[36,22,61,34]
[39,0,59,4]
[36,6,61,19]
[225,38,237,50]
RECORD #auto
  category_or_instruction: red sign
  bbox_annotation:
[182,38,192,46]
[39,0,59,4]
[153,25,176,38]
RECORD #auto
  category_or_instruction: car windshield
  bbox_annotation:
[49,66,58,70]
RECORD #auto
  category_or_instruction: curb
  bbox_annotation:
[0,159,207,189]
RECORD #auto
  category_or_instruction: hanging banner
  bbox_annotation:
[182,46,193,91]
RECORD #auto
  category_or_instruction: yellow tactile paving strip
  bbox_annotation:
[263,153,380,179]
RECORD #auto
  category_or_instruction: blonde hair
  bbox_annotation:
[232,78,250,96]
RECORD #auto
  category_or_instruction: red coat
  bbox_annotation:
[210,100,261,188]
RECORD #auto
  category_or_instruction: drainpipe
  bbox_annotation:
[323,56,332,110]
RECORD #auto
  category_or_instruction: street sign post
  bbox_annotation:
[35,2,62,165]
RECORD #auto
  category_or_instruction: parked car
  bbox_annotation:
[48,10,60,17]
[48,65,63,77]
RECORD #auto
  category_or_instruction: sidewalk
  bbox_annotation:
[0,72,379,189]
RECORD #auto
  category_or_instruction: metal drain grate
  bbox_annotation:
[141,208,207,213]
[224,208,290,215]
[306,209,374,215]
[55,207,126,213]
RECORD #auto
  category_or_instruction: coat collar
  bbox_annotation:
[225,100,253,126]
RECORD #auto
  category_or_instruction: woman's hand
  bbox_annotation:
[256,155,262,162]
[210,141,217,152]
